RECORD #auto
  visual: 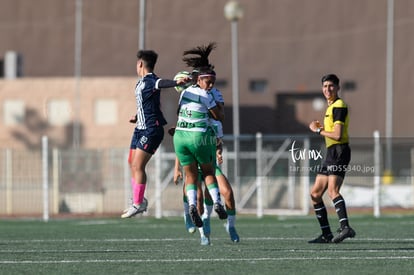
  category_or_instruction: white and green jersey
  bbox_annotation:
[209,88,224,138]
[210,87,224,104]
[176,85,217,133]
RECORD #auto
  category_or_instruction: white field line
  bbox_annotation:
[2,237,414,242]
[2,256,414,264]
[1,237,414,264]
[1,249,414,254]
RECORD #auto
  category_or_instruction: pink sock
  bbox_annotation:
[138,183,146,203]
[132,178,146,205]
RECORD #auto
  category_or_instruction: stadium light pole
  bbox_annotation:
[385,0,394,178]
[224,1,243,202]
[73,0,83,149]
[138,0,146,50]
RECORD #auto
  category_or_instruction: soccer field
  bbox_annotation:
[1,215,413,275]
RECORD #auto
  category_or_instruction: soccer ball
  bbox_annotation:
[173,71,192,93]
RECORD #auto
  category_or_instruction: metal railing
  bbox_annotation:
[1,132,413,219]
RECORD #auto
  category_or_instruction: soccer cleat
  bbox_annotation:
[122,198,133,214]
[332,226,356,243]
[189,205,203,228]
[184,213,196,234]
[308,233,333,243]
[121,198,148,218]
[214,203,228,220]
[200,234,211,246]
[202,217,211,237]
[225,223,240,243]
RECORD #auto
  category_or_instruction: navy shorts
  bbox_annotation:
[130,126,164,155]
[318,143,351,178]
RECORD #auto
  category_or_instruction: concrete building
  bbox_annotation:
[1,0,414,149]
[2,0,414,216]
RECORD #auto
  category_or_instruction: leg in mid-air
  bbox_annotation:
[182,162,203,228]
[201,168,239,243]
[181,179,204,234]
[122,148,151,218]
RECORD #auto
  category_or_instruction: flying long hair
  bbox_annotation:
[182,42,216,71]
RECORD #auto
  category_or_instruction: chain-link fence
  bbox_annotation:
[1,133,413,218]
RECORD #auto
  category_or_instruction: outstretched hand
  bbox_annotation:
[129,114,137,124]
[173,167,183,185]
[175,76,191,86]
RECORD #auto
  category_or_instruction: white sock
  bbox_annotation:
[183,201,190,215]
[186,188,197,206]
[227,214,236,228]
[202,203,213,219]
[206,184,221,204]
[198,227,205,236]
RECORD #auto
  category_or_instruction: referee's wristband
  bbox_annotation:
[316,128,322,134]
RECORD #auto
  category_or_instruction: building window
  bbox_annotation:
[342,81,356,91]
[4,100,25,125]
[47,99,71,126]
[94,99,117,125]
[249,79,268,93]
[215,79,228,89]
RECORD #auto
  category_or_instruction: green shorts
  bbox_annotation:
[174,129,216,166]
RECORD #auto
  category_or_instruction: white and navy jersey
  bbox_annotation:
[176,85,216,133]
[134,73,167,130]
[208,88,224,138]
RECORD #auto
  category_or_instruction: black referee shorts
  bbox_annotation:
[318,143,351,178]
